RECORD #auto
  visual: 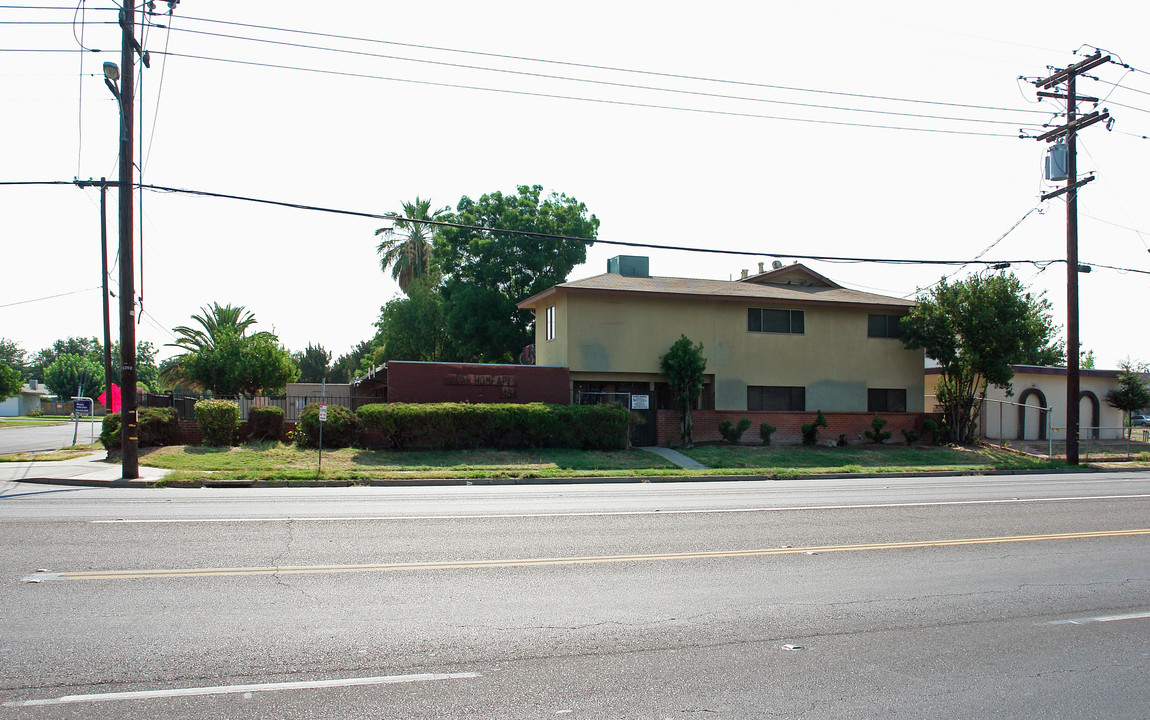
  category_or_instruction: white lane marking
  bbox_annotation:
[2,671,481,707]
[90,494,1150,524]
[1048,611,1150,626]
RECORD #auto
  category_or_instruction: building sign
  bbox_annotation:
[631,394,650,410]
[446,373,517,398]
[73,399,92,414]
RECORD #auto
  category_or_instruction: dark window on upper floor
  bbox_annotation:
[868,314,904,339]
[748,308,804,334]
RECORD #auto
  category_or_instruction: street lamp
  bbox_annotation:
[102,62,127,141]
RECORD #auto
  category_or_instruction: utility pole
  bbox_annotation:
[1033,52,1110,466]
[117,5,138,479]
[75,178,115,403]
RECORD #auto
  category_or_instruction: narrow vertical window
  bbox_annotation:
[545,305,556,341]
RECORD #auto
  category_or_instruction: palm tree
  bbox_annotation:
[160,303,266,390]
[375,197,449,294]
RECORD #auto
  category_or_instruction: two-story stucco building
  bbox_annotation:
[517,257,925,429]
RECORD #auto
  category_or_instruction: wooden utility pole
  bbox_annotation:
[117,5,138,478]
[1033,52,1110,466]
[74,178,115,403]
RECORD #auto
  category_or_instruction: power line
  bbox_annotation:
[157,51,1028,138]
[170,13,1054,117]
[152,25,1042,129]
[0,287,100,309]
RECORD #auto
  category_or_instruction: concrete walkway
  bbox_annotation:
[639,445,709,470]
[0,451,169,487]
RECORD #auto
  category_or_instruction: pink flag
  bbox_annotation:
[98,383,121,413]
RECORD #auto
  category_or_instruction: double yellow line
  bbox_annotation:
[46,528,1150,581]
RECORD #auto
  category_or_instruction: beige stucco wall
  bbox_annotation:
[925,369,1126,440]
[532,292,923,413]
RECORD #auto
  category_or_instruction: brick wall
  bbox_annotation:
[656,410,941,446]
[387,361,570,405]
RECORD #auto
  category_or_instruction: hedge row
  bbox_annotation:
[99,407,179,450]
[356,402,630,451]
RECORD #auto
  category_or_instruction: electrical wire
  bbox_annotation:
[152,25,1042,129]
[0,287,101,309]
[156,51,1029,138]
[170,14,1053,117]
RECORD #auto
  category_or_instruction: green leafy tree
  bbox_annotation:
[1080,348,1096,369]
[659,335,707,448]
[901,273,1062,443]
[434,185,599,361]
[0,339,27,379]
[164,303,296,395]
[109,341,160,393]
[27,336,101,381]
[0,362,22,401]
[43,354,103,400]
[375,280,453,362]
[330,340,378,383]
[375,197,450,295]
[1105,360,1150,439]
[293,343,332,383]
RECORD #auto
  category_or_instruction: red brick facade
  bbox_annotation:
[386,361,570,405]
[656,410,940,446]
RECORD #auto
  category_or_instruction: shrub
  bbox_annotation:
[718,417,752,444]
[248,405,285,442]
[99,407,179,450]
[296,403,360,449]
[922,419,947,445]
[901,428,919,445]
[759,423,777,446]
[864,415,892,444]
[28,408,45,418]
[800,410,828,446]
[357,402,629,451]
[195,399,240,447]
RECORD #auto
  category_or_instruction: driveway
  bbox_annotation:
[0,421,98,455]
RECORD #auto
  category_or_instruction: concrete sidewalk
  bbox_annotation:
[0,451,170,487]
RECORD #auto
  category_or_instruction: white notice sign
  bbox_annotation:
[319,404,328,422]
[631,394,649,410]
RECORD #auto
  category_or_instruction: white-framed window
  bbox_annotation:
[545,305,556,341]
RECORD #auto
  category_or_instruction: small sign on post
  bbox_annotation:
[318,403,328,422]
[72,397,94,445]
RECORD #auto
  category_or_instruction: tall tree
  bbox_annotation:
[293,343,332,383]
[375,197,450,295]
[901,273,1063,443]
[374,280,453,362]
[1105,360,1150,439]
[27,336,101,381]
[0,339,26,379]
[163,303,295,395]
[434,185,599,361]
[43,354,104,400]
[0,363,21,401]
[660,335,708,449]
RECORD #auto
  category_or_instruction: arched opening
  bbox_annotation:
[1017,388,1047,441]
[1079,390,1100,440]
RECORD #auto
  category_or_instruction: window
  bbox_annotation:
[868,314,903,338]
[545,305,556,341]
[748,386,805,411]
[868,388,907,413]
[748,308,804,334]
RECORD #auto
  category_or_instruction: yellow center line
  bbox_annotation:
[50,528,1150,581]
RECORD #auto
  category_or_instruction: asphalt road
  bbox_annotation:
[1,472,1147,718]
[0,421,96,454]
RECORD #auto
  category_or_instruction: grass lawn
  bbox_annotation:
[680,443,1064,475]
[0,419,66,428]
[140,442,678,484]
[129,440,1077,485]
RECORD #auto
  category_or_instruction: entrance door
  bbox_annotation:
[629,393,656,447]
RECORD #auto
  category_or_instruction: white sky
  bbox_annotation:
[3,1,1148,369]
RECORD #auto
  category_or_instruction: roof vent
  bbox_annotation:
[758,262,765,273]
[772,260,784,270]
[607,255,649,277]
[740,269,749,279]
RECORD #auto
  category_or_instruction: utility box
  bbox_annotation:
[1045,142,1069,181]
[607,255,650,277]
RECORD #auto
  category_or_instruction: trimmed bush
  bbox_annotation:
[195,399,240,447]
[357,402,629,451]
[801,410,828,446]
[759,423,776,446]
[901,428,919,445]
[718,417,752,444]
[296,403,360,449]
[864,415,892,444]
[922,419,947,445]
[248,405,286,442]
[99,407,178,451]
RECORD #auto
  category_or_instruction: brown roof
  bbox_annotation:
[519,270,914,311]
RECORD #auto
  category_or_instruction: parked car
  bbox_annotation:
[1131,415,1150,427]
